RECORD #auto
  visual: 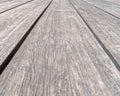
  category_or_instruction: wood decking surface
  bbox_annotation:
[0,0,120,95]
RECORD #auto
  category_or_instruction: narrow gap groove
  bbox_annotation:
[0,0,33,14]
[82,0,120,19]
[0,0,53,75]
[68,0,120,72]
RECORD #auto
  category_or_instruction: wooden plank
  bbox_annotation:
[1,0,120,95]
[0,0,52,66]
[105,0,120,5]
[0,0,12,3]
[83,0,120,19]
[0,0,10,3]
[70,0,120,66]
[0,0,33,14]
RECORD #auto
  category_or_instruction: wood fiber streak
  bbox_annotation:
[0,0,52,66]
[70,0,120,65]
[0,0,120,96]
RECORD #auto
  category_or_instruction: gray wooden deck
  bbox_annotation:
[0,0,120,95]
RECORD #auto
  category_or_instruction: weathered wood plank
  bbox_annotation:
[0,0,13,3]
[0,0,33,14]
[83,0,120,19]
[0,0,52,66]
[0,0,120,95]
[70,0,120,66]
[0,0,10,3]
[105,0,120,5]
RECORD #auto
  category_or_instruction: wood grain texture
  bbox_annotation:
[0,0,11,3]
[0,0,33,14]
[105,0,120,5]
[70,0,120,65]
[0,0,52,66]
[83,0,120,19]
[0,0,120,95]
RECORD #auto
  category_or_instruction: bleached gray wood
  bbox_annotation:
[0,0,10,3]
[83,0,120,19]
[70,0,120,65]
[0,0,120,95]
[0,0,52,66]
[0,0,32,14]
[105,0,120,5]
[0,0,13,3]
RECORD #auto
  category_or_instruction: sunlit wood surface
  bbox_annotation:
[0,0,120,96]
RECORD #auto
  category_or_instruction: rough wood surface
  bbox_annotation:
[105,0,120,4]
[0,0,52,66]
[69,0,120,66]
[83,0,120,18]
[0,0,33,14]
[0,0,120,96]
[0,0,11,3]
